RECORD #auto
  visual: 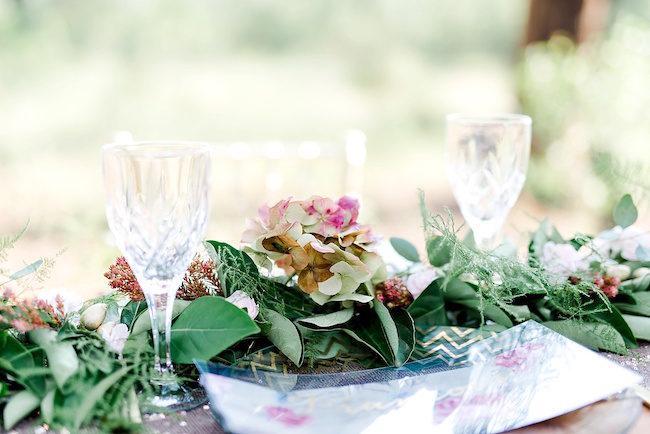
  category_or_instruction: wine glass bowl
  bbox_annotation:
[102,141,211,410]
[446,114,531,250]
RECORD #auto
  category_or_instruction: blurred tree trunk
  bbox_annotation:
[524,0,611,46]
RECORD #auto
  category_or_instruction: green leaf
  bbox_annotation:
[442,278,477,300]
[28,329,79,389]
[120,301,147,331]
[8,259,43,281]
[391,309,416,366]
[616,292,650,316]
[544,320,627,354]
[131,299,191,335]
[426,236,451,266]
[3,389,40,430]
[453,298,514,328]
[74,365,132,429]
[373,302,399,357]
[439,278,513,327]
[258,308,303,366]
[621,314,650,341]
[389,237,420,262]
[529,219,550,260]
[636,245,650,262]
[590,304,637,348]
[0,331,45,396]
[613,194,638,228]
[170,296,260,364]
[205,240,259,296]
[297,309,354,328]
[407,279,448,327]
[41,389,55,425]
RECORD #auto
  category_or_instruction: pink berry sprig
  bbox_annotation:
[375,277,414,309]
[594,274,621,298]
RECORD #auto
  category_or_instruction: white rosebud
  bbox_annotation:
[226,290,259,320]
[100,322,129,355]
[606,264,631,281]
[633,267,650,278]
[97,321,116,336]
[406,268,440,299]
[80,303,107,330]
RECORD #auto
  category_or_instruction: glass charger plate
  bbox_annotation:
[196,322,643,434]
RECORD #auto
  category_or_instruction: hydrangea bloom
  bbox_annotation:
[242,196,385,305]
[540,241,589,284]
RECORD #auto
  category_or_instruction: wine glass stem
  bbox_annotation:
[144,291,175,376]
[476,232,497,251]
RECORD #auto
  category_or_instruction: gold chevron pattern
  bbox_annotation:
[412,326,498,364]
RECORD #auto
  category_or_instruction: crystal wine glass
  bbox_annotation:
[446,114,531,250]
[102,141,211,409]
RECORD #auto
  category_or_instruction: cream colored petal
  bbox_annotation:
[330,261,369,282]
[329,293,374,303]
[338,276,361,294]
[310,291,331,305]
[285,202,309,224]
[297,233,318,247]
[318,274,342,295]
[286,222,304,240]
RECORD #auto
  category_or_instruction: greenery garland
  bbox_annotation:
[1,193,649,432]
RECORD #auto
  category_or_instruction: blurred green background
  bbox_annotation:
[2,0,650,298]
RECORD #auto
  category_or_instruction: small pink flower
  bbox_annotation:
[406,268,439,299]
[337,195,359,223]
[264,406,311,427]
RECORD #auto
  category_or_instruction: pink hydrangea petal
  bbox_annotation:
[310,241,335,254]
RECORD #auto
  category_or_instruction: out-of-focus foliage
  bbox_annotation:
[518,12,650,208]
[0,0,527,296]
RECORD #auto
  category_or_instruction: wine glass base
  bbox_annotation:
[141,380,207,413]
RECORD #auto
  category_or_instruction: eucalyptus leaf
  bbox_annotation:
[389,237,420,262]
[426,236,451,266]
[3,389,40,430]
[613,194,637,228]
[8,259,43,281]
[258,308,303,366]
[297,309,354,328]
[544,320,627,354]
[407,279,448,327]
[170,296,260,364]
[636,245,650,262]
